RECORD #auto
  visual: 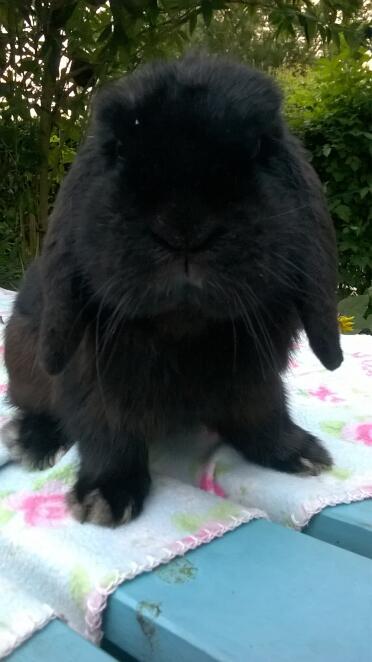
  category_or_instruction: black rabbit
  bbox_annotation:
[4,53,343,526]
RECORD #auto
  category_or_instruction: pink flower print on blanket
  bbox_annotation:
[199,459,226,498]
[7,486,69,527]
[199,471,226,498]
[352,352,372,377]
[288,357,300,370]
[342,422,372,447]
[308,386,344,404]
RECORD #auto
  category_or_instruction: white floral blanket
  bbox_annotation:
[1,289,372,658]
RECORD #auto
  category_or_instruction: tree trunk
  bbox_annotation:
[37,9,63,242]
[38,69,56,237]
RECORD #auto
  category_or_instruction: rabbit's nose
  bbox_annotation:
[150,224,185,251]
[151,221,225,253]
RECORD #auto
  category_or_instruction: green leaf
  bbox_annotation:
[97,23,113,43]
[360,315,372,332]
[335,204,351,222]
[338,294,369,332]
[346,155,361,172]
[19,58,40,75]
[333,170,345,182]
[54,1,79,28]
[201,1,213,27]
[161,0,197,9]
[302,16,317,44]
[343,27,362,50]
[322,144,332,157]
[359,187,370,200]
[61,146,76,164]
[189,12,197,35]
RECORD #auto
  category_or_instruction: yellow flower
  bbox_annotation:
[338,314,354,333]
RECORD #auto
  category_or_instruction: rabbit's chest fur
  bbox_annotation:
[56,309,294,443]
[58,316,252,440]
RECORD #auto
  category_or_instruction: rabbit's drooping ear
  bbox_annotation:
[289,142,343,371]
[37,155,92,375]
[38,241,87,376]
[297,285,343,371]
[36,134,100,375]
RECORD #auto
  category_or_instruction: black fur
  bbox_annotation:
[4,53,343,525]
[16,412,71,469]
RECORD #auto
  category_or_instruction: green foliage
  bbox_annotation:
[0,119,39,287]
[280,47,372,293]
[190,6,320,71]
[0,116,80,287]
[338,290,372,333]
[0,1,370,286]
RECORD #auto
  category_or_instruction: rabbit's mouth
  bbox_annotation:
[154,257,205,295]
[163,258,204,290]
[142,258,233,323]
[145,257,214,315]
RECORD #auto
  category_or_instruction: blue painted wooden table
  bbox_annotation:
[9,499,372,661]
[306,499,372,559]
[8,620,114,661]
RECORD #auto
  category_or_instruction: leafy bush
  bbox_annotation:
[1,9,371,294]
[338,290,372,333]
[0,119,79,288]
[279,48,372,294]
[0,120,39,288]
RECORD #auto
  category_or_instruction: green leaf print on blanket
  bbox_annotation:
[0,491,15,527]
[69,566,92,609]
[214,461,232,478]
[329,467,352,480]
[172,501,243,533]
[320,420,345,436]
[0,490,13,500]
[0,506,14,526]
[33,463,76,490]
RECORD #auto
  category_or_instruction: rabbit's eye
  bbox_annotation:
[102,139,125,165]
[251,138,261,159]
[116,140,126,159]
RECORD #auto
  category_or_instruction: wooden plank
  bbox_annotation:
[8,620,114,662]
[102,638,137,662]
[104,519,372,662]
[305,498,372,559]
